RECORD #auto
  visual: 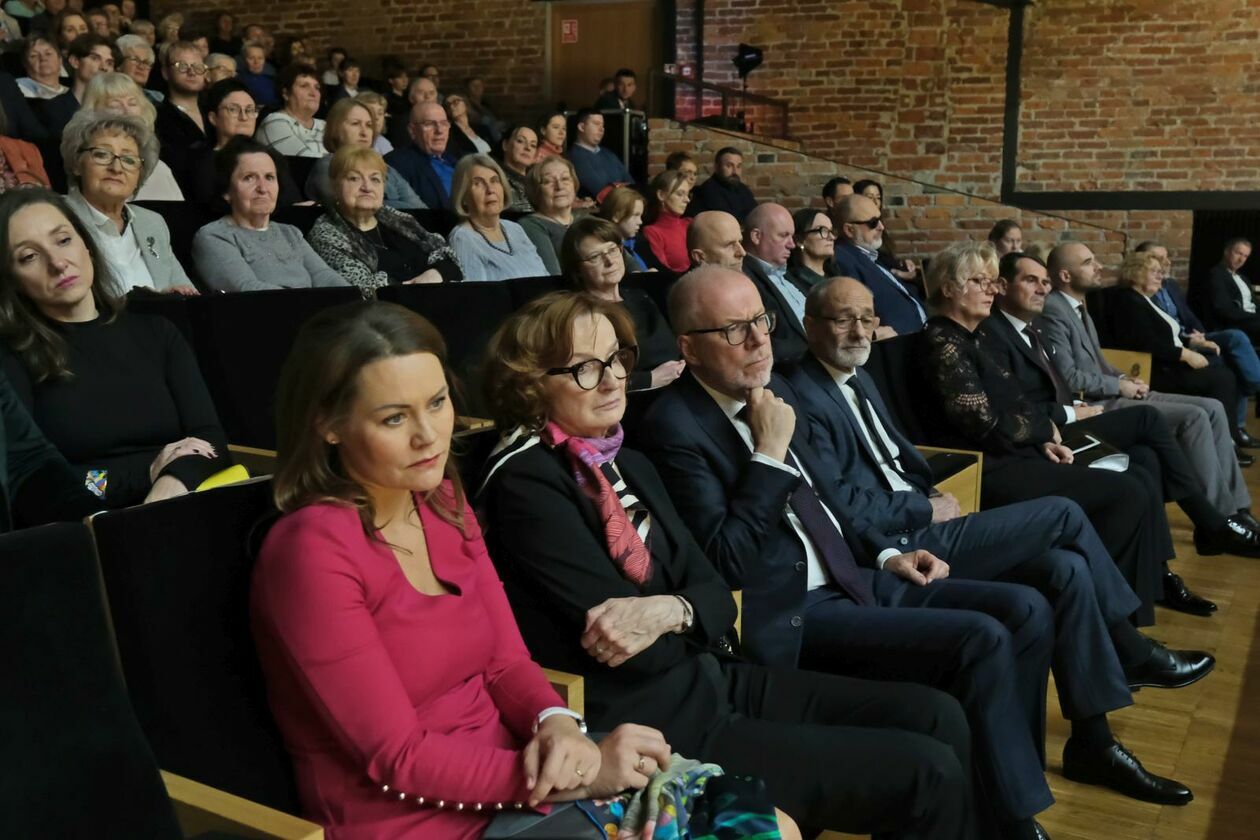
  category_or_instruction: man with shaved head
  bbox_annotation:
[741,202,809,363]
[832,193,927,336]
[386,74,439,148]
[640,265,1064,840]
[385,99,460,210]
[787,276,1206,810]
[686,210,745,270]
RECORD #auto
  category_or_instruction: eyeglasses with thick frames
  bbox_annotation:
[804,226,836,240]
[547,346,638,390]
[578,243,621,265]
[686,312,777,345]
[814,314,880,332]
[170,60,207,75]
[79,146,141,171]
[848,216,882,230]
[964,275,1001,293]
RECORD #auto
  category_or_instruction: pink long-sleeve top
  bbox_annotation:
[250,484,564,840]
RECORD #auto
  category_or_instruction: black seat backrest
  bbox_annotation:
[0,522,183,839]
[281,156,318,201]
[378,282,516,416]
[272,203,326,237]
[125,289,196,346]
[507,275,568,309]
[864,331,936,445]
[89,478,300,814]
[405,208,457,238]
[622,270,679,318]
[186,287,361,448]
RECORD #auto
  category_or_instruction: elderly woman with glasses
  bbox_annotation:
[447,154,548,282]
[304,98,424,210]
[519,156,579,275]
[81,72,183,200]
[787,208,835,290]
[193,137,346,292]
[308,146,461,296]
[560,216,682,391]
[115,34,162,102]
[61,110,196,295]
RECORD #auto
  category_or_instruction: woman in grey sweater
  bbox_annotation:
[446,154,548,282]
[192,138,347,293]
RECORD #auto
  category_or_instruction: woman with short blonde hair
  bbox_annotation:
[519,155,579,274]
[80,72,183,200]
[447,154,547,281]
[303,97,424,210]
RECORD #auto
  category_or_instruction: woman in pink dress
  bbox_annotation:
[251,301,668,839]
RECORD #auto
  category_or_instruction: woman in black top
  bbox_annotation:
[0,189,230,509]
[559,216,682,392]
[786,208,835,290]
[307,146,462,297]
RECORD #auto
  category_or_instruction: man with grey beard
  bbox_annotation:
[785,276,1209,806]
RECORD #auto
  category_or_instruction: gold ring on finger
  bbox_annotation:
[636,756,646,772]
[575,767,584,778]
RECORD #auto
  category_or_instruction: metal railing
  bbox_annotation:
[646,70,791,140]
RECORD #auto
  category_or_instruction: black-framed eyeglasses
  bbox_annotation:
[578,242,621,265]
[804,226,835,240]
[170,60,207,75]
[686,312,776,345]
[849,216,882,230]
[815,314,879,332]
[79,146,141,171]
[547,346,638,390]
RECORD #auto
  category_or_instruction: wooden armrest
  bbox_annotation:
[228,444,278,476]
[1100,348,1152,383]
[455,416,496,439]
[161,770,323,840]
[732,589,742,640]
[541,668,585,717]
[916,445,984,516]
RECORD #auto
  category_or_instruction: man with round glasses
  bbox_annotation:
[832,192,927,337]
[155,41,208,175]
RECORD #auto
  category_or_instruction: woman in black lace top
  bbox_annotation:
[918,241,1223,626]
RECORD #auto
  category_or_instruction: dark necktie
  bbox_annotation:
[844,376,909,484]
[1023,325,1073,405]
[780,447,876,606]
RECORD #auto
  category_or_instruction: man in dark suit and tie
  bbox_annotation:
[384,100,461,210]
[737,202,811,365]
[640,265,1059,840]
[787,275,1206,805]
[831,193,927,337]
[986,251,1260,564]
[1189,237,1260,343]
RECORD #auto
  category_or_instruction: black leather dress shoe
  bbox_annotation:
[1125,638,1215,689]
[1194,516,1260,558]
[1158,571,1218,615]
[1062,737,1193,805]
[1236,510,1260,532]
[1238,448,1256,467]
[1237,429,1260,448]
[1034,821,1052,840]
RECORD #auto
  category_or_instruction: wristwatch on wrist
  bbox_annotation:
[675,595,694,634]
[533,707,587,734]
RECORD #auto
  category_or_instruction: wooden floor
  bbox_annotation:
[827,421,1260,840]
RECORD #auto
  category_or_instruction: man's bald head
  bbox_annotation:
[669,265,775,396]
[743,202,795,266]
[803,277,877,371]
[835,193,884,251]
[1046,241,1101,293]
[687,210,746,270]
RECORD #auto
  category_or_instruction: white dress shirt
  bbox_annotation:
[817,358,918,494]
[1230,269,1256,314]
[999,308,1077,423]
[696,377,899,590]
[71,190,157,293]
[1142,294,1184,348]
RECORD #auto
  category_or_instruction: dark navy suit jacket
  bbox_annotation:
[786,355,936,538]
[741,255,808,365]
[384,144,455,211]
[637,370,889,668]
[832,240,927,336]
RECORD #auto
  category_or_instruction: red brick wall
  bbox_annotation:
[152,0,548,117]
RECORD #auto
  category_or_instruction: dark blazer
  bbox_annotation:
[741,254,808,365]
[637,370,888,668]
[384,144,455,211]
[981,311,1072,426]
[684,176,757,223]
[478,439,738,750]
[0,72,46,141]
[1097,286,1185,367]
[31,91,78,137]
[786,355,935,537]
[1155,278,1205,334]
[1189,262,1260,333]
[832,240,927,336]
